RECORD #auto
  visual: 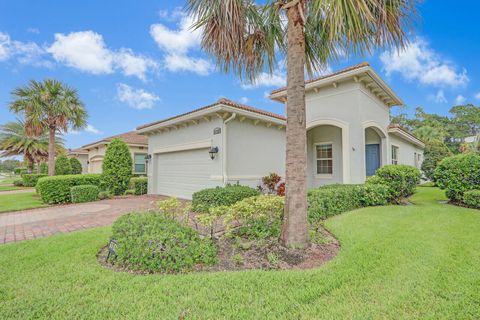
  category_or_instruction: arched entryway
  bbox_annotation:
[363,122,387,177]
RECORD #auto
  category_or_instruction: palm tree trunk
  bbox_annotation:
[280,1,309,248]
[48,126,56,176]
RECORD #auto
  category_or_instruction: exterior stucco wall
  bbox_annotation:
[226,118,285,188]
[389,134,424,168]
[146,118,224,194]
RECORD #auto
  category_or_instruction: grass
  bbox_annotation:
[0,192,47,213]
[0,185,26,192]
[0,187,479,319]
[0,175,19,185]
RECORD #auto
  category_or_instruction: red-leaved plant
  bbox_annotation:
[259,173,285,196]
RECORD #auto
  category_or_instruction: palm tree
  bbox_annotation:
[413,126,446,143]
[9,80,87,175]
[188,0,416,247]
[0,119,65,172]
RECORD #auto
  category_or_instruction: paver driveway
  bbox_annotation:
[0,195,162,244]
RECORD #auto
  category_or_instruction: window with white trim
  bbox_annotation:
[316,143,333,174]
[391,146,399,165]
[134,153,147,174]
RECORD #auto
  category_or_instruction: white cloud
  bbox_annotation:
[475,92,480,100]
[47,31,157,80]
[117,83,160,110]
[84,124,103,134]
[431,90,447,104]
[241,72,286,89]
[380,37,468,88]
[0,31,50,67]
[27,28,40,34]
[150,11,213,75]
[455,95,466,105]
[239,97,249,104]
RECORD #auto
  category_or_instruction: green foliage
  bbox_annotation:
[111,212,217,273]
[54,155,72,175]
[0,159,21,172]
[434,153,480,201]
[21,173,47,187]
[130,177,147,195]
[98,191,113,200]
[69,157,83,174]
[14,167,27,175]
[39,162,48,174]
[463,190,480,208]
[101,138,133,195]
[13,178,23,187]
[307,184,390,224]
[371,165,421,202]
[192,185,259,213]
[224,195,284,240]
[421,141,452,181]
[70,185,99,203]
[36,174,102,204]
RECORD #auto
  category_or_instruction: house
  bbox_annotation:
[68,131,148,174]
[136,62,425,199]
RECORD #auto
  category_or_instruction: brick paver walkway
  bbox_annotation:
[0,195,162,245]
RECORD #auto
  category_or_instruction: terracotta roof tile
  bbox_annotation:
[82,131,148,148]
[388,123,424,144]
[136,98,285,131]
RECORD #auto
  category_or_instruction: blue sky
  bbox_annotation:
[0,0,479,149]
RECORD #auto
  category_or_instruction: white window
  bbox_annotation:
[316,143,333,175]
[134,153,147,174]
[391,146,399,165]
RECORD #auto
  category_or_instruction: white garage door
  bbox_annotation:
[155,148,218,199]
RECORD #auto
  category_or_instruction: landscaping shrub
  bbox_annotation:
[130,177,148,195]
[307,184,390,224]
[102,138,133,195]
[463,190,480,208]
[370,165,421,202]
[13,178,23,187]
[258,173,285,196]
[192,185,259,213]
[434,153,480,201]
[21,173,47,187]
[39,162,48,175]
[98,190,113,200]
[14,167,27,175]
[421,141,452,181]
[70,185,99,203]
[55,155,72,175]
[111,212,217,273]
[36,174,102,204]
[69,157,83,174]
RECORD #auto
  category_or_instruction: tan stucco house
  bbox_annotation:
[136,62,424,199]
[68,131,148,174]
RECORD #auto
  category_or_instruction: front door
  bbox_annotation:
[365,144,380,176]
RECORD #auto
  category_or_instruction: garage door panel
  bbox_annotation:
[155,148,219,199]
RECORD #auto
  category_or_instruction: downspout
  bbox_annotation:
[222,113,237,185]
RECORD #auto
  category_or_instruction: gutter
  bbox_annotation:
[222,113,237,185]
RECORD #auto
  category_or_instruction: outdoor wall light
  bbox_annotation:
[144,154,152,163]
[209,146,219,160]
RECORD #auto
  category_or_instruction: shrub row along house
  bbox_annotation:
[70,63,425,200]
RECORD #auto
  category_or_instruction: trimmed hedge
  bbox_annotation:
[130,177,148,195]
[369,165,421,202]
[192,185,259,213]
[55,155,72,175]
[71,185,99,203]
[102,138,133,195]
[70,157,83,174]
[13,179,23,187]
[36,174,102,204]
[463,190,480,209]
[307,184,390,223]
[14,167,27,175]
[112,212,217,273]
[21,173,47,187]
[434,153,480,202]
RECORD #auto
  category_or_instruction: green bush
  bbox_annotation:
[111,212,217,273]
[102,138,133,195]
[14,167,27,175]
[21,173,47,187]
[130,177,148,195]
[308,184,390,224]
[421,141,452,181]
[13,179,23,187]
[370,165,421,202]
[55,155,72,175]
[69,157,83,174]
[434,153,480,201]
[192,185,259,213]
[70,185,99,203]
[39,162,48,175]
[463,190,480,208]
[36,174,102,204]
[98,191,113,200]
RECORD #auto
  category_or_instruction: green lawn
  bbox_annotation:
[1,187,479,319]
[0,175,18,185]
[0,192,47,213]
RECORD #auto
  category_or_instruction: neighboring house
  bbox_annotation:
[68,131,148,174]
[136,62,425,199]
